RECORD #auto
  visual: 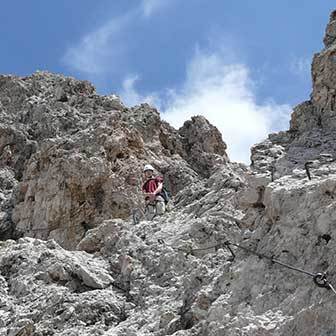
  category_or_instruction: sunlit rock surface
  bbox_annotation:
[0,72,228,249]
[1,10,336,336]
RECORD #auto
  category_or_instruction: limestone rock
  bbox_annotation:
[0,72,228,248]
[2,9,336,336]
[178,116,229,177]
[0,238,124,335]
[324,10,336,47]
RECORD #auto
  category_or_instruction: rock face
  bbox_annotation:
[0,72,228,249]
[251,10,336,178]
[0,238,123,336]
[1,9,336,335]
[178,116,229,177]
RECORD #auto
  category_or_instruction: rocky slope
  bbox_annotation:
[0,72,227,249]
[1,9,336,336]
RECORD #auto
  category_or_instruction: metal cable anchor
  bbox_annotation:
[314,272,330,288]
[305,161,314,180]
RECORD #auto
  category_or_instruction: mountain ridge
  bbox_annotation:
[1,9,336,336]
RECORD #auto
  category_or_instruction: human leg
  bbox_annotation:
[155,196,166,215]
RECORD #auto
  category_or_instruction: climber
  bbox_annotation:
[142,164,166,216]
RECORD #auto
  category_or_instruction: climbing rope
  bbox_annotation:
[157,238,336,294]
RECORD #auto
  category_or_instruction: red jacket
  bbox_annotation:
[142,176,163,194]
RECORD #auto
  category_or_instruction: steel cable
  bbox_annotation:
[157,238,336,293]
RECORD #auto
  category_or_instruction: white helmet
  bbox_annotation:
[143,164,155,172]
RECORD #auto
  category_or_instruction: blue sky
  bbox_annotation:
[1,1,335,162]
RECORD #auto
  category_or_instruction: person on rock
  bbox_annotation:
[142,164,166,216]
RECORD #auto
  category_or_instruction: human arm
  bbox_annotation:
[142,183,162,201]
[153,182,163,195]
[142,177,163,201]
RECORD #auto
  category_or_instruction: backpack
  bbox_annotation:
[158,186,171,204]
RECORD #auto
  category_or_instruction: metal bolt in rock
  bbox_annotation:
[305,161,314,180]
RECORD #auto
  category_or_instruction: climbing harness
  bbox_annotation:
[157,238,336,294]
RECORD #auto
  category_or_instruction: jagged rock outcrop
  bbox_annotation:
[0,72,228,248]
[178,116,229,177]
[251,10,336,178]
[2,9,336,336]
[324,10,336,47]
[0,168,17,239]
[0,238,126,336]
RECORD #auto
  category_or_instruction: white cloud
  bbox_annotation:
[121,75,160,107]
[163,48,291,163]
[63,13,132,75]
[63,1,169,76]
[63,2,291,164]
[290,56,311,78]
[121,46,291,163]
[142,0,167,17]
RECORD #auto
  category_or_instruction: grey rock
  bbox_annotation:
[178,115,229,177]
[324,10,336,47]
[2,9,336,335]
[0,71,228,248]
